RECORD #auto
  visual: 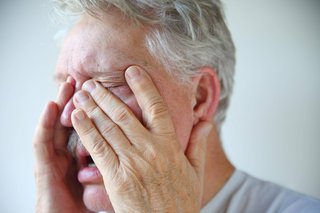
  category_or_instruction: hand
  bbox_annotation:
[71,66,213,213]
[33,78,92,213]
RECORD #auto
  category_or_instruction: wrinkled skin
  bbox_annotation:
[33,9,215,213]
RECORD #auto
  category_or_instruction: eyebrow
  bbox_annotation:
[53,69,127,87]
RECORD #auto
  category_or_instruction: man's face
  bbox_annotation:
[56,9,196,212]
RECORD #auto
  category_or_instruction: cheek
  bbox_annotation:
[159,86,194,152]
[116,87,193,152]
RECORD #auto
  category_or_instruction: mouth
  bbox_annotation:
[87,156,96,168]
[76,141,103,184]
[77,145,94,168]
[68,130,103,184]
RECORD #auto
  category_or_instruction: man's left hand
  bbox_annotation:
[71,66,212,213]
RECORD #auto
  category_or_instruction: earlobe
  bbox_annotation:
[192,67,220,122]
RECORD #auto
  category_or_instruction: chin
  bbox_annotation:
[83,184,114,212]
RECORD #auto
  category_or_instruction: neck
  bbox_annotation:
[201,124,235,207]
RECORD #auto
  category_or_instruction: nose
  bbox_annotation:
[60,97,76,127]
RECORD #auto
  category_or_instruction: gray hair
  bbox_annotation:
[52,0,236,128]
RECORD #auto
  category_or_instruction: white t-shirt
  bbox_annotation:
[201,170,320,213]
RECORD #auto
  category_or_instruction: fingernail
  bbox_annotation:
[83,80,96,92]
[66,76,76,86]
[75,91,89,103]
[126,66,141,80]
[75,109,85,120]
[66,76,73,83]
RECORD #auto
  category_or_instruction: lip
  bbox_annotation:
[78,167,103,184]
[76,145,103,184]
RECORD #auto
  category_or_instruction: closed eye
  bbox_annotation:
[101,83,133,100]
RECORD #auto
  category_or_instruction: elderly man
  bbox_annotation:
[33,0,320,212]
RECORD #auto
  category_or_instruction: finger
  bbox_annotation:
[60,76,76,127]
[60,99,75,127]
[54,81,75,148]
[33,101,59,164]
[71,109,119,179]
[73,90,131,152]
[66,75,76,87]
[56,80,74,111]
[125,66,174,135]
[185,121,212,179]
[81,80,147,144]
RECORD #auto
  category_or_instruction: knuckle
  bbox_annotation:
[95,90,110,104]
[148,97,168,117]
[100,123,119,137]
[144,144,158,161]
[86,105,100,117]
[32,138,39,149]
[81,124,96,137]
[32,142,42,153]
[91,138,107,156]
[112,107,131,124]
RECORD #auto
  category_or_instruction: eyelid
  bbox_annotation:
[99,82,126,89]
[95,72,126,87]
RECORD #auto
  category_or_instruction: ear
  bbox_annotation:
[192,67,220,124]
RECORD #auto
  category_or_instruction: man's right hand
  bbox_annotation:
[33,77,90,213]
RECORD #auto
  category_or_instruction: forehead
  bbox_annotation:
[55,10,152,80]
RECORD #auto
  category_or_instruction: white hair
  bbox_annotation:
[52,0,236,129]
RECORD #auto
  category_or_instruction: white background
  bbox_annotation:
[0,0,319,212]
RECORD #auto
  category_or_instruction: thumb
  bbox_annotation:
[185,121,213,177]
